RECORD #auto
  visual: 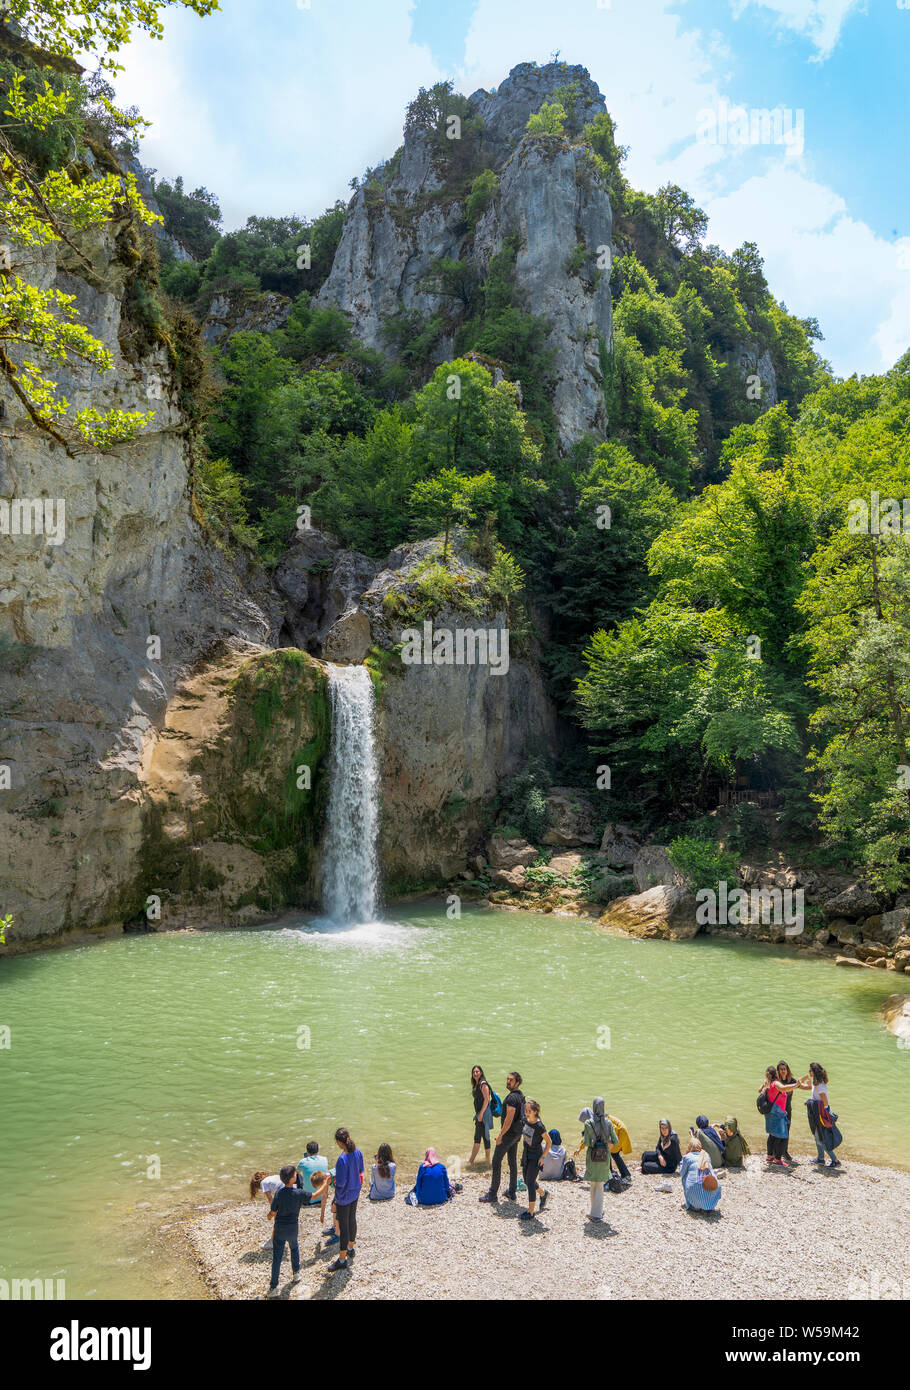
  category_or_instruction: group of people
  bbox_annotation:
[250,1058,842,1293]
[250,1130,459,1294]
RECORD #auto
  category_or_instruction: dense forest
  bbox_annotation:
[3,35,910,896]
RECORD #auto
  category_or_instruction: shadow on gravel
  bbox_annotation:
[313,1265,352,1300]
[239,1247,272,1266]
[583,1220,619,1238]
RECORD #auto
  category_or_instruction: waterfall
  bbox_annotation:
[321,663,379,924]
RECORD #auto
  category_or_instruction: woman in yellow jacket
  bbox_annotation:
[608,1115,633,1184]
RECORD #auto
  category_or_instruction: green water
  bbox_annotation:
[1,904,907,1299]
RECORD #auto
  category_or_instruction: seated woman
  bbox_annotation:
[691,1117,725,1169]
[680,1136,722,1212]
[719,1116,749,1167]
[539,1128,567,1181]
[369,1144,397,1201]
[414,1148,453,1206]
[641,1119,682,1174]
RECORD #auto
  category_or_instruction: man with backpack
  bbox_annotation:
[479,1070,524,1205]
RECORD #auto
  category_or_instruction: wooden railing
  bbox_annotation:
[716,788,782,808]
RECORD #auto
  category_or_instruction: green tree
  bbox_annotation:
[525,101,566,137]
[153,174,220,259]
[409,467,498,559]
[0,1,216,450]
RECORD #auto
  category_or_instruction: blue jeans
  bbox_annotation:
[270,1231,300,1289]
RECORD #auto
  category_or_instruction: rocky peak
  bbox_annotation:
[468,61,606,159]
[317,59,614,450]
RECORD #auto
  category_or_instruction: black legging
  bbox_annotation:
[337,1198,358,1252]
[641,1149,679,1175]
[522,1156,539,1204]
[489,1133,520,1198]
[766,1134,787,1159]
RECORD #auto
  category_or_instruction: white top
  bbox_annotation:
[811,1082,829,1102]
[260,1174,283,1197]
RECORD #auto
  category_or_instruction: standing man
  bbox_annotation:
[266,1164,309,1297]
[479,1070,524,1204]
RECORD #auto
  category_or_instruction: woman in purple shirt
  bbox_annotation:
[328,1127,364,1273]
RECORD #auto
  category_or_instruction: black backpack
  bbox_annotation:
[589,1115,612,1164]
[756,1088,773,1115]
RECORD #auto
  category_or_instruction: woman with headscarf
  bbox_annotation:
[414,1148,453,1206]
[539,1128,567,1180]
[680,1135,722,1212]
[573,1100,617,1222]
[718,1116,750,1167]
[692,1116,726,1167]
[641,1119,682,1174]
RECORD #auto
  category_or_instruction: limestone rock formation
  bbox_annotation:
[317,61,613,449]
[202,290,291,347]
[0,221,295,952]
[142,644,329,928]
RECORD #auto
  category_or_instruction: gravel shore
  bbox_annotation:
[185,1153,910,1301]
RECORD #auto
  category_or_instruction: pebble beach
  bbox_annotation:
[184,1154,910,1301]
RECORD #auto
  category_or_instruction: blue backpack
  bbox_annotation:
[490,1090,503,1118]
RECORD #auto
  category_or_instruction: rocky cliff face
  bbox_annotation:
[274,530,559,889]
[0,223,313,952]
[317,61,613,450]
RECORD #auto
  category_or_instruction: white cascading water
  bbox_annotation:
[321,663,379,924]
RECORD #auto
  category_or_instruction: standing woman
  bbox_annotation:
[760,1065,800,1167]
[575,1100,617,1223]
[469,1064,493,1164]
[807,1062,842,1169]
[776,1060,808,1164]
[328,1127,364,1273]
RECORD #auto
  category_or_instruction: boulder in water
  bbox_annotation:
[600,884,700,940]
[881,994,910,1044]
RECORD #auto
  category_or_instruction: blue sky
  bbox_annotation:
[116,0,910,377]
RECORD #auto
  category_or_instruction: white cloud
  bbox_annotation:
[730,0,864,60]
[111,0,905,376]
[116,0,441,228]
[705,165,909,374]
